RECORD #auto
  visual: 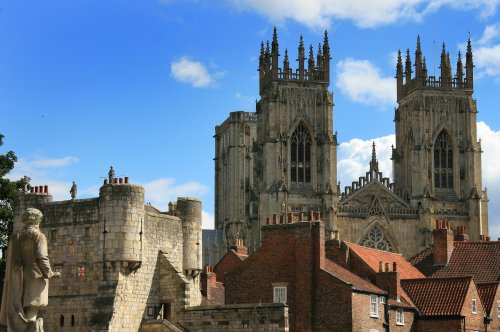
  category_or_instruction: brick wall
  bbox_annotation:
[213,250,244,284]
[351,292,386,331]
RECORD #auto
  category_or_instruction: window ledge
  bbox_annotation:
[396,323,405,326]
[370,314,379,319]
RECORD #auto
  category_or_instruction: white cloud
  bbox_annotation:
[142,177,210,209]
[171,57,223,88]
[7,156,81,201]
[227,0,499,29]
[337,134,395,190]
[475,24,500,78]
[202,210,214,229]
[336,58,396,108]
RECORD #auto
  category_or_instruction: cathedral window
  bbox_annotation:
[290,123,311,183]
[359,226,394,252]
[434,131,453,189]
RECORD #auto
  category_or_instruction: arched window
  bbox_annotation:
[359,225,394,252]
[291,123,311,183]
[434,131,453,189]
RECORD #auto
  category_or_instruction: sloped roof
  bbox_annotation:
[401,276,473,316]
[323,260,386,295]
[411,241,500,283]
[477,282,499,315]
[345,241,425,279]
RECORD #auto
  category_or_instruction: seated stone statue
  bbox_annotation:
[0,208,60,332]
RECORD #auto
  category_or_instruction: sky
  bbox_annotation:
[1,0,500,239]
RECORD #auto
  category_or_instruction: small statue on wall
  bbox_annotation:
[0,208,61,331]
[70,181,77,200]
[108,166,115,184]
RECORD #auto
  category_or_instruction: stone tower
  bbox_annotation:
[392,36,488,240]
[250,28,338,249]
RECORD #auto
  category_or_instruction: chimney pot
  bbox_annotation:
[39,186,43,193]
[393,262,397,271]
[385,262,390,272]
[104,179,108,185]
[44,185,48,193]
[379,261,383,272]
[119,178,123,184]
[308,210,314,220]
[266,217,270,225]
[35,186,39,193]
[124,177,129,184]
[114,178,118,184]
[299,212,304,221]
[30,187,34,193]
[273,213,278,224]
[287,212,293,223]
[486,236,491,242]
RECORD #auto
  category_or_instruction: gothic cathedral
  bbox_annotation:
[214,29,489,258]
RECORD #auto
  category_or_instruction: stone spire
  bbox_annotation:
[440,43,452,87]
[271,26,279,78]
[369,142,379,173]
[456,51,464,86]
[415,35,423,83]
[422,56,428,79]
[466,35,474,90]
[396,50,403,100]
[308,44,315,78]
[323,30,331,83]
[316,43,323,71]
[405,49,412,83]
[265,40,271,73]
[283,48,290,79]
[298,35,305,80]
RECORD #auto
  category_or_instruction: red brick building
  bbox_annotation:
[225,218,416,332]
[402,276,485,332]
[411,221,500,331]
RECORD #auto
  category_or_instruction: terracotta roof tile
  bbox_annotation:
[401,276,473,316]
[477,282,499,315]
[323,259,386,295]
[344,241,425,279]
[411,241,500,283]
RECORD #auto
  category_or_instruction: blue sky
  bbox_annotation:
[1,0,500,238]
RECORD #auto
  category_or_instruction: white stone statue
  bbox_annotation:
[0,208,60,332]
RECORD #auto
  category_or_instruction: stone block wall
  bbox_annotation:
[14,186,202,331]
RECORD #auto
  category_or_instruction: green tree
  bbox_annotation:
[0,133,21,251]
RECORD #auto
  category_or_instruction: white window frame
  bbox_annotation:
[396,308,405,325]
[471,299,477,314]
[370,294,379,318]
[273,286,287,304]
[380,296,385,304]
[497,300,500,318]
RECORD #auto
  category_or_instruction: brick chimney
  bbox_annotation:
[375,261,400,300]
[200,265,217,299]
[454,225,469,242]
[229,239,248,256]
[433,220,454,265]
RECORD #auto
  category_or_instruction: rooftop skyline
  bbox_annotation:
[1,0,499,238]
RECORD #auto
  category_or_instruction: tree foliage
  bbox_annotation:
[0,133,21,250]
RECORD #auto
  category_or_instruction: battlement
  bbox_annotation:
[259,27,331,95]
[396,36,474,101]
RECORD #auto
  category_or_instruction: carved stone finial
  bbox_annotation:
[369,141,379,173]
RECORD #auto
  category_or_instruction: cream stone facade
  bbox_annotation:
[11,181,203,331]
[214,30,489,258]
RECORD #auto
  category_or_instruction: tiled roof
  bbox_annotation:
[411,241,500,283]
[477,282,499,315]
[323,259,386,295]
[401,276,473,316]
[201,281,225,306]
[344,241,425,279]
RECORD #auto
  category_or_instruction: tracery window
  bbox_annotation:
[359,226,394,252]
[291,123,311,183]
[434,131,453,189]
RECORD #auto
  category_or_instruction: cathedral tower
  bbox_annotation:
[251,28,338,247]
[392,36,488,240]
[214,28,338,254]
